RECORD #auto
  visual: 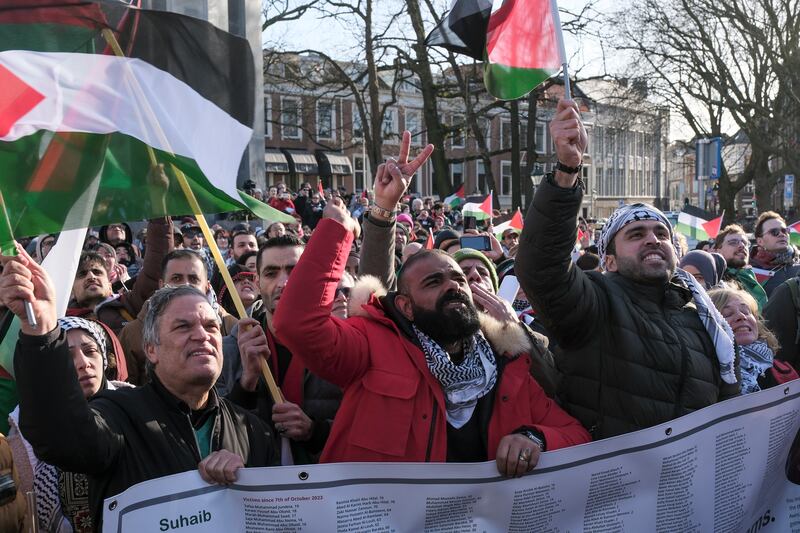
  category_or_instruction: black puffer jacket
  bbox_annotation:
[516,178,739,439]
[15,328,277,531]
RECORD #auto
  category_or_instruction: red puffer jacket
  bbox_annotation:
[273,219,590,463]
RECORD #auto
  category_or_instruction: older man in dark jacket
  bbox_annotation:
[0,249,277,531]
[516,99,740,440]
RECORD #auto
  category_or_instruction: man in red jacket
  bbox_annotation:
[274,134,590,477]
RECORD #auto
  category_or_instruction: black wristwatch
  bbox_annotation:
[556,160,583,175]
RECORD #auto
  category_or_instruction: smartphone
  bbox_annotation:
[463,216,477,230]
[498,275,520,304]
[459,235,491,251]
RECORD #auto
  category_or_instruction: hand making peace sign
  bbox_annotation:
[373,131,434,212]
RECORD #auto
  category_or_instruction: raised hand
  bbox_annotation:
[0,243,57,335]
[323,197,361,239]
[373,131,434,211]
[550,99,587,188]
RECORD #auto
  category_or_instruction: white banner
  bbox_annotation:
[103,381,800,533]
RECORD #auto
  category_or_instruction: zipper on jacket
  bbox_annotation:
[185,413,203,463]
[672,322,691,420]
[425,402,438,462]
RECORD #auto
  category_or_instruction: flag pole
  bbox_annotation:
[549,0,571,98]
[0,190,37,328]
[99,30,284,404]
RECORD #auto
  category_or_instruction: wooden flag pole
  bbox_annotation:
[99,30,284,404]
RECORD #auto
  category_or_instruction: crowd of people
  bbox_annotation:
[1,99,799,531]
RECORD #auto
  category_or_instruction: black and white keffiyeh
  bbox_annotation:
[413,326,498,428]
[58,316,108,370]
[599,203,737,386]
[739,340,775,394]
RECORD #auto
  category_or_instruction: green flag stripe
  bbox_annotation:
[484,63,558,101]
[0,130,294,247]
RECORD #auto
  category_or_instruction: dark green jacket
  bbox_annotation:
[516,178,739,439]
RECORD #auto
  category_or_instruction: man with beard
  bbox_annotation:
[517,99,741,440]
[714,224,768,310]
[750,212,800,297]
[273,190,589,476]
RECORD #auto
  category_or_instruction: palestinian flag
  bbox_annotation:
[462,192,493,220]
[752,267,776,285]
[484,0,565,100]
[443,183,465,207]
[493,208,523,237]
[425,228,435,250]
[790,221,800,247]
[675,206,715,242]
[427,0,565,100]
[0,1,293,253]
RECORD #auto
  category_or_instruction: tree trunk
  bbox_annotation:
[405,0,449,196]
[524,91,539,211]
[364,0,384,179]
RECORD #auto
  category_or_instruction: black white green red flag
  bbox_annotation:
[0,0,294,253]
[426,0,566,100]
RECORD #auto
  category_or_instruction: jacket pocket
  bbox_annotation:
[349,369,419,457]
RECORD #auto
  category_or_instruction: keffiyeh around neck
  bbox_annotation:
[739,340,775,394]
[413,326,497,428]
[673,268,738,385]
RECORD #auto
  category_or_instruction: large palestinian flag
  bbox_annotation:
[427,0,565,100]
[0,0,293,253]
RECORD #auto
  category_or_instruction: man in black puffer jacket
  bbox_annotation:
[1,252,277,532]
[516,99,740,440]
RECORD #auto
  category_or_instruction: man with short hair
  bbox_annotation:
[1,253,277,529]
[714,224,768,310]
[501,228,520,255]
[119,249,238,385]
[273,196,589,474]
[221,235,341,463]
[750,211,800,297]
[517,99,741,439]
[228,230,258,265]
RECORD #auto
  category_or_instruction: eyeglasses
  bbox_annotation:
[724,238,748,247]
[335,287,351,298]
[766,227,789,237]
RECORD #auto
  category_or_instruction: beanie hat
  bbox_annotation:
[434,228,461,251]
[396,213,414,229]
[452,248,499,292]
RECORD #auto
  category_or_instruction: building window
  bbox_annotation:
[534,121,546,153]
[451,161,464,184]
[281,97,301,140]
[354,155,367,191]
[382,107,398,141]
[501,119,511,150]
[451,114,465,148]
[501,161,511,195]
[405,109,423,145]
[352,103,364,140]
[476,160,487,194]
[478,117,491,150]
[316,101,334,141]
[264,96,272,139]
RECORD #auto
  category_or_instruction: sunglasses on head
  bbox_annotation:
[766,227,789,237]
[335,287,351,298]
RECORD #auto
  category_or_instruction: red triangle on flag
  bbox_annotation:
[0,63,44,138]
[425,228,435,250]
[317,180,324,196]
[509,208,523,230]
[790,221,800,233]
[478,193,493,217]
[701,215,724,239]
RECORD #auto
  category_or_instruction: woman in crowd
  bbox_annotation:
[7,317,130,532]
[709,288,783,394]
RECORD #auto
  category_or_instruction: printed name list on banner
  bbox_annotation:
[104,381,800,533]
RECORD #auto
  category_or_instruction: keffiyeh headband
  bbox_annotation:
[597,203,675,270]
[58,316,108,370]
